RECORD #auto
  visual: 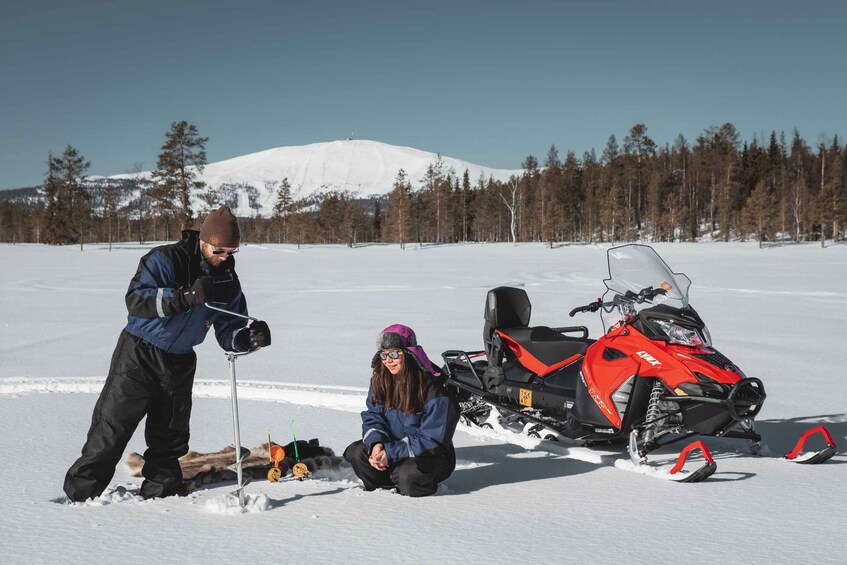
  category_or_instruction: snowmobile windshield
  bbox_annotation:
[601,245,692,332]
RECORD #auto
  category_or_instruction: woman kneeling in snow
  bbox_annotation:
[344,324,459,497]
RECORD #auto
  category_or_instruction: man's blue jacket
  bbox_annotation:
[123,230,249,354]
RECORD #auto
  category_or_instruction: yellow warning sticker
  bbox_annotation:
[519,388,532,407]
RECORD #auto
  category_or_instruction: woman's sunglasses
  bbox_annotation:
[212,247,239,256]
[379,350,403,360]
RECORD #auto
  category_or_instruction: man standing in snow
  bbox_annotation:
[63,206,271,502]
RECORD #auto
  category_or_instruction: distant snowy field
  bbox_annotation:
[1,242,846,564]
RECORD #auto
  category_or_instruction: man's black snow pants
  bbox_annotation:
[63,330,196,502]
[343,440,455,497]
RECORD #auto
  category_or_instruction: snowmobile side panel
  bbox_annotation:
[495,329,584,377]
[571,371,619,433]
[577,342,640,429]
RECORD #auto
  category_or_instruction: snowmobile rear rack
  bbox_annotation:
[442,349,487,389]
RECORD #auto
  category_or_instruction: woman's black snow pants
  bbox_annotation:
[344,440,455,497]
[63,330,196,502]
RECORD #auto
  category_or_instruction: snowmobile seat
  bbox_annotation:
[484,286,591,380]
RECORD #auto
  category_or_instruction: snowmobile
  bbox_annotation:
[441,244,836,482]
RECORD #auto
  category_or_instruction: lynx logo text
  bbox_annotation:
[636,351,661,366]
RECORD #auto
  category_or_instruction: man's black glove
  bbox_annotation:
[236,320,271,351]
[180,276,212,309]
[249,320,271,349]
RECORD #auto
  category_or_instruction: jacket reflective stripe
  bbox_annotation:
[401,436,415,458]
[231,326,248,351]
[156,288,165,318]
[363,428,388,443]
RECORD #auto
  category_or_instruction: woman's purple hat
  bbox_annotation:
[376,324,441,377]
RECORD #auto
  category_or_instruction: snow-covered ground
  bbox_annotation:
[1,241,845,564]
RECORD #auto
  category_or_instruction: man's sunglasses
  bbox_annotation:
[378,350,403,360]
[212,247,239,256]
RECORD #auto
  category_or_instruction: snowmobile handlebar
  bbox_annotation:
[569,299,603,317]
[569,287,668,317]
[623,286,668,303]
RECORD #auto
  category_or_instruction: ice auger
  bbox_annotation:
[206,302,262,508]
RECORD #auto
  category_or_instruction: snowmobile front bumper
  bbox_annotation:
[662,377,766,437]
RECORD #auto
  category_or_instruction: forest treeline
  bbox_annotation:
[1,122,844,248]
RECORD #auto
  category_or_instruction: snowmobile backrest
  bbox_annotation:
[484,287,531,365]
[484,286,532,331]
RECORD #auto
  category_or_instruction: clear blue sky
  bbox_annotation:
[2,0,845,190]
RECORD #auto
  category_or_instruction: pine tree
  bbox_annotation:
[43,151,64,244]
[372,200,383,242]
[788,129,809,242]
[541,145,560,246]
[582,150,600,243]
[562,151,582,242]
[461,169,472,242]
[151,121,208,232]
[743,179,776,247]
[624,124,657,234]
[271,178,292,243]
[600,135,621,241]
[46,146,91,247]
[103,180,117,250]
[387,169,411,249]
[420,155,447,243]
[520,155,539,241]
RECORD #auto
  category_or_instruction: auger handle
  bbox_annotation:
[204,302,260,323]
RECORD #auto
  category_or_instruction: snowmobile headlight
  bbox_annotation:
[653,319,709,348]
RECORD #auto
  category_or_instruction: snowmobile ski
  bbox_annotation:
[784,425,837,464]
[667,440,717,482]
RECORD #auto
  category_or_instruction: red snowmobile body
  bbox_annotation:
[443,287,765,450]
[442,245,833,479]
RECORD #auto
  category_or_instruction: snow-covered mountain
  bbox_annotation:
[107,139,522,216]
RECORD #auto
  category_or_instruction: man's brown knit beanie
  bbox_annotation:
[200,206,241,247]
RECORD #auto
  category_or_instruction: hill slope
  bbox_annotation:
[106,139,521,216]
